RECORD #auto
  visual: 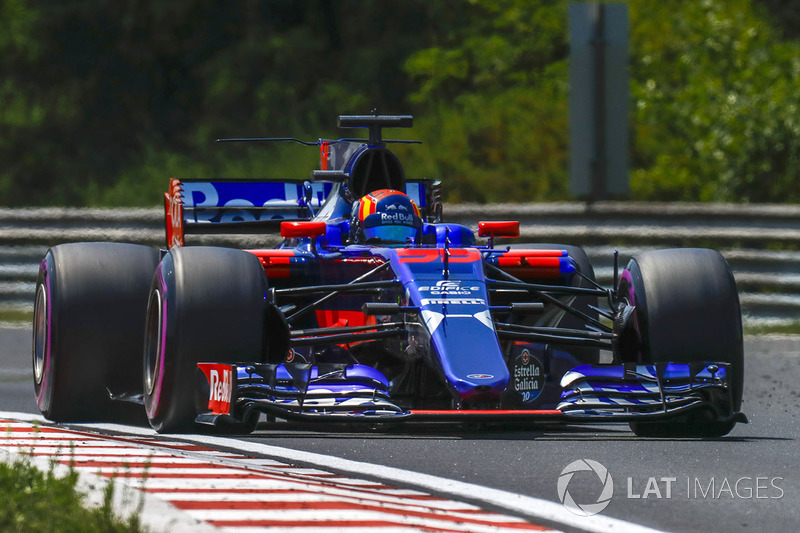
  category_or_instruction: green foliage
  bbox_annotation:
[3,0,800,205]
[402,0,570,202]
[744,320,800,336]
[88,142,320,207]
[629,0,800,202]
[0,308,33,325]
[0,452,145,533]
[0,1,429,205]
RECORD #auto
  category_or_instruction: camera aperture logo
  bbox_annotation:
[558,459,614,516]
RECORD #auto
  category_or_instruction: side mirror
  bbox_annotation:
[478,221,520,239]
[478,221,519,249]
[281,221,327,239]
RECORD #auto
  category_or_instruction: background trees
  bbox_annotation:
[1,0,799,205]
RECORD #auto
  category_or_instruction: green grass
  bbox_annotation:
[0,451,148,533]
[743,322,800,336]
[0,309,33,325]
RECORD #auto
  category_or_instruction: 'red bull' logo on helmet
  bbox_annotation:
[358,189,421,226]
[380,211,415,225]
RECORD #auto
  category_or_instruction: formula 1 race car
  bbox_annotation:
[32,114,747,437]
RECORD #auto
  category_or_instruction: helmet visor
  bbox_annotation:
[363,224,418,244]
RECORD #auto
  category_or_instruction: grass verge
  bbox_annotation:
[0,308,32,325]
[743,322,800,336]
[0,452,148,533]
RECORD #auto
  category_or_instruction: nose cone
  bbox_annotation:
[392,249,511,406]
[452,374,508,403]
[422,310,510,403]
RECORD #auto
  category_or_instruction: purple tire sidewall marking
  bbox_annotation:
[145,263,169,420]
[619,269,635,308]
[619,268,643,363]
[35,257,52,409]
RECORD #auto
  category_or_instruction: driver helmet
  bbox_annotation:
[350,189,422,245]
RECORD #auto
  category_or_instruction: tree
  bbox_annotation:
[4,0,800,205]
[402,0,570,202]
[629,0,800,202]
[0,1,431,206]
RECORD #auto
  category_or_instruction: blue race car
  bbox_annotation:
[32,114,746,437]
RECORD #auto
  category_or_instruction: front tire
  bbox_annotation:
[33,243,159,421]
[143,247,268,433]
[617,248,743,437]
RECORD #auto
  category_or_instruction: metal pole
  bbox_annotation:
[591,3,607,202]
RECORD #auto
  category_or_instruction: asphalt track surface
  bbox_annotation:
[1,325,798,532]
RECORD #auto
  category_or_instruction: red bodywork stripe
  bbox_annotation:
[497,252,564,279]
[247,249,296,278]
[313,310,377,348]
[314,309,376,329]
[397,249,481,264]
[500,250,566,257]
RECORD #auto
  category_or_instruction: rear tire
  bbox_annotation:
[33,243,159,421]
[143,247,268,433]
[617,248,743,437]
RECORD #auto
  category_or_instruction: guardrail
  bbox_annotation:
[2,202,799,328]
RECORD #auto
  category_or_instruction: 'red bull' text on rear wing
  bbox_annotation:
[163,177,433,248]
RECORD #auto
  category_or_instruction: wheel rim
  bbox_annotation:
[143,290,163,396]
[32,284,47,385]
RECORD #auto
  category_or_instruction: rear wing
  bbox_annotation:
[164,177,437,248]
[164,178,332,247]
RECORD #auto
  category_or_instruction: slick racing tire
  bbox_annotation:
[143,247,268,433]
[508,243,600,364]
[617,248,744,438]
[33,243,159,422]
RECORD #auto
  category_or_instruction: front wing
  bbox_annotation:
[195,360,746,428]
